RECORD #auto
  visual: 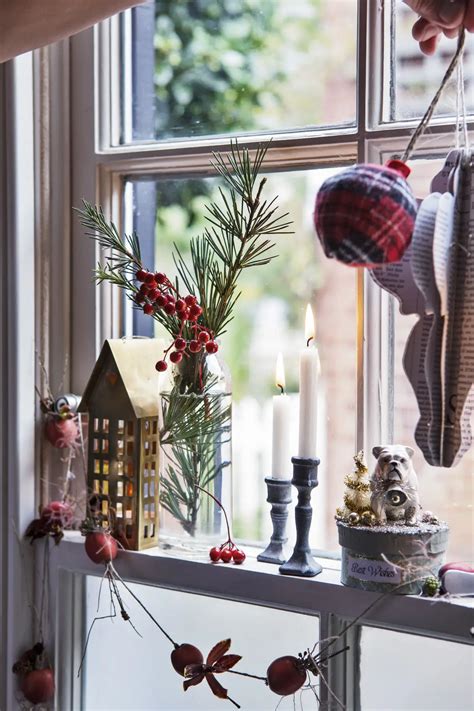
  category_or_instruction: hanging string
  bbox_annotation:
[458,48,470,149]
[401,29,466,163]
[455,60,461,149]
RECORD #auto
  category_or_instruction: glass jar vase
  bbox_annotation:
[158,350,232,553]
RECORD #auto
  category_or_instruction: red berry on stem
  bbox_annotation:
[155,272,166,284]
[174,337,186,351]
[21,669,55,705]
[144,272,155,284]
[175,298,186,313]
[185,294,197,306]
[170,644,204,676]
[155,360,168,372]
[169,351,183,364]
[135,293,145,304]
[84,532,118,564]
[209,546,222,562]
[266,656,306,696]
[136,269,147,282]
[143,303,154,315]
[232,549,246,565]
[155,294,167,308]
[220,548,233,563]
[198,331,210,344]
[189,340,202,353]
[148,288,160,301]
[205,341,218,354]
[188,305,203,320]
[164,302,176,315]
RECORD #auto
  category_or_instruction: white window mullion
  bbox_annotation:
[0,53,37,711]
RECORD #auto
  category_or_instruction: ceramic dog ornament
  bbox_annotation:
[370,445,420,525]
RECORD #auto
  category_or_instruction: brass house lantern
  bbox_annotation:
[79,338,162,550]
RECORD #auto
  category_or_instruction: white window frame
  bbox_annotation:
[1,1,473,709]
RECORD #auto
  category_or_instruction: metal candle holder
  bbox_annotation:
[257,477,292,565]
[279,456,322,577]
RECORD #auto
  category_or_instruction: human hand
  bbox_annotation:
[403,0,474,54]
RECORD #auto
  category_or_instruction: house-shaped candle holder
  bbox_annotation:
[79,338,163,550]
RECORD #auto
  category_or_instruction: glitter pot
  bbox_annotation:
[337,520,449,594]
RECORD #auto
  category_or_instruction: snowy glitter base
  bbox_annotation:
[337,520,449,594]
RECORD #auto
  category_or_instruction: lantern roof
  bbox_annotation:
[78,338,166,419]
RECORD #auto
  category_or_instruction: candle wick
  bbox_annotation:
[278,384,285,395]
[306,336,314,347]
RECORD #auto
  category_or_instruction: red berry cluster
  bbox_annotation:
[134,269,218,371]
[209,541,246,565]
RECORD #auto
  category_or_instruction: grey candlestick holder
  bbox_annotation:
[257,477,292,565]
[279,456,322,578]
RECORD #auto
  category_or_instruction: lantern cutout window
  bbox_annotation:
[79,339,163,551]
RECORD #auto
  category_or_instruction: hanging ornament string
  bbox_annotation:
[458,44,470,149]
[455,58,461,149]
[455,43,469,150]
[401,28,466,163]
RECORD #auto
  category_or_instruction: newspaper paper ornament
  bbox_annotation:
[369,149,474,467]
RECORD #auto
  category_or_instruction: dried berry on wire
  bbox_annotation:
[25,500,75,545]
[183,639,242,708]
[12,643,55,706]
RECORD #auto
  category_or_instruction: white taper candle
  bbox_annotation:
[271,353,291,479]
[298,305,320,459]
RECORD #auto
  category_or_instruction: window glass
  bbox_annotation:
[392,2,474,120]
[121,0,357,143]
[83,578,320,710]
[360,626,474,711]
[124,167,358,551]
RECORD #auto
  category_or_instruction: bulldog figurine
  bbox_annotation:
[370,445,420,525]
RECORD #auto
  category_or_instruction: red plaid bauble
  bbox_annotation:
[313,160,417,267]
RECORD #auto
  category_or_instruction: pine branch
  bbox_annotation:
[161,437,231,535]
[160,384,231,448]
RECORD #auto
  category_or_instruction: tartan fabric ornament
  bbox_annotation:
[313,159,417,267]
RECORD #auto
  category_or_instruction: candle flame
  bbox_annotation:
[305,304,316,344]
[275,352,286,393]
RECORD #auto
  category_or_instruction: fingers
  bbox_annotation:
[464,0,474,30]
[419,34,443,53]
[404,0,466,28]
[412,16,441,40]
[443,25,463,36]
[408,2,468,53]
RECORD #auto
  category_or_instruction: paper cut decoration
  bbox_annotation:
[370,149,474,467]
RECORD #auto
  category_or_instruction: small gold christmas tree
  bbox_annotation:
[336,451,375,525]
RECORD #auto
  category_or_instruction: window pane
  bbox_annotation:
[360,626,474,711]
[120,0,357,143]
[83,577,319,709]
[392,2,474,120]
[393,159,473,562]
[123,168,357,552]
